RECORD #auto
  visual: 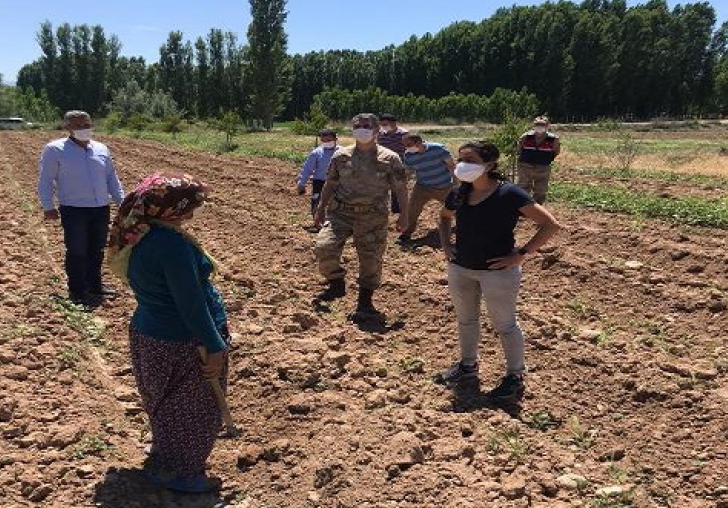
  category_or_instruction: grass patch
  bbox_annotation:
[566,298,599,320]
[564,166,728,189]
[487,429,530,464]
[71,434,111,459]
[566,136,724,155]
[591,492,634,508]
[399,357,425,374]
[551,182,728,228]
[58,347,81,369]
[566,416,597,450]
[108,127,316,164]
[53,298,107,346]
[525,410,561,431]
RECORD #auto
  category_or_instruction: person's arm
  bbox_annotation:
[552,137,561,157]
[394,180,409,231]
[444,156,456,173]
[163,239,227,354]
[297,151,317,190]
[106,154,125,205]
[390,154,409,231]
[38,146,59,219]
[438,207,456,261]
[488,203,561,269]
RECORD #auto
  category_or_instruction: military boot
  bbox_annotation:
[318,278,346,301]
[355,287,380,316]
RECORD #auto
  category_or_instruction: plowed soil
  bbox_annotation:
[1,131,726,508]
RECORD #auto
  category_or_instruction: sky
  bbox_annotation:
[2,0,727,84]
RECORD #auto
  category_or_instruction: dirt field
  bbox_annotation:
[0,131,726,508]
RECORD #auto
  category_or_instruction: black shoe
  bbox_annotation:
[68,291,88,306]
[486,374,525,403]
[318,279,346,301]
[88,284,118,297]
[67,292,102,309]
[439,361,479,384]
[396,233,411,245]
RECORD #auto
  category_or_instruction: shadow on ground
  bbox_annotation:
[93,467,227,508]
[445,377,523,418]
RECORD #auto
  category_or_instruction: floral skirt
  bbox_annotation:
[129,326,229,476]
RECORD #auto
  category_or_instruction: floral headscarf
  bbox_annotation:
[108,172,216,283]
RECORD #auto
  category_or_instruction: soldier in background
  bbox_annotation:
[516,116,561,204]
[314,113,409,318]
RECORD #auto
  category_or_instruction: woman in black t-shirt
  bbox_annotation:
[438,141,561,402]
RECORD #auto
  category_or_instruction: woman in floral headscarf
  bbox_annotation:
[108,173,229,493]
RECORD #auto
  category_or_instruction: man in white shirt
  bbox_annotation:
[38,110,125,306]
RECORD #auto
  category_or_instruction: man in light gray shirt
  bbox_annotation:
[38,110,125,306]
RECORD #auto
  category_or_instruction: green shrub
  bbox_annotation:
[291,104,330,135]
[160,114,184,137]
[103,111,122,133]
[490,114,531,181]
[128,112,152,137]
[215,111,242,152]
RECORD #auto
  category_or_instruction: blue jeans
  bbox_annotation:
[447,263,525,375]
[59,206,110,294]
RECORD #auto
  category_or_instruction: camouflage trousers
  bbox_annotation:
[517,162,551,204]
[314,207,388,290]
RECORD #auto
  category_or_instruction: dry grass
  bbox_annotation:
[558,150,728,177]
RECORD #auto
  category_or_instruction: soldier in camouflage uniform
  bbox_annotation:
[313,113,409,316]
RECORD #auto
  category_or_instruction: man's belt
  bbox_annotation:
[334,199,375,213]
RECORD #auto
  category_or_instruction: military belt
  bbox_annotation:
[334,199,375,213]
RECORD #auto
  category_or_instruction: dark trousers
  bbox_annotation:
[391,190,401,214]
[59,206,110,295]
[311,179,326,217]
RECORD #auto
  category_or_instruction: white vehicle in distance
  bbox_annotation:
[0,117,36,130]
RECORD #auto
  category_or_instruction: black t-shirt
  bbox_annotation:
[445,182,535,270]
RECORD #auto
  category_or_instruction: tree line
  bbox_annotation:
[311,87,540,123]
[14,0,289,128]
[291,0,728,121]
[10,0,728,124]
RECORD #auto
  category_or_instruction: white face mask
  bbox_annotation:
[381,125,395,133]
[353,128,375,142]
[72,128,93,142]
[404,147,419,154]
[534,126,547,134]
[455,162,486,183]
[321,141,336,149]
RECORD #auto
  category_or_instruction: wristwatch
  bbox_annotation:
[517,247,529,256]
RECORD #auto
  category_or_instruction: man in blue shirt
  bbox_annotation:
[297,129,339,224]
[398,133,455,244]
[38,110,125,306]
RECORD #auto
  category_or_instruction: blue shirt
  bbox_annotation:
[38,137,125,211]
[403,143,453,189]
[297,146,338,187]
[128,226,228,353]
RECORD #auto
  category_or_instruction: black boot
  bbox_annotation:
[355,287,379,316]
[318,278,346,301]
